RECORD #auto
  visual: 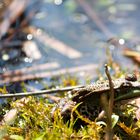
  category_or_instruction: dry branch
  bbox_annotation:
[0,64,97,84]
[0,62,59,78]
[123,49,140,64]
[0,85,84,98]
[0,0,29,38]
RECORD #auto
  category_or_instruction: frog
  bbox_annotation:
[51,74,140,126]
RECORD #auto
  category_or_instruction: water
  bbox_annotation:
[0,0,140,91]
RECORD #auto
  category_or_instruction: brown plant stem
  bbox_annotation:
[104,64,114,140]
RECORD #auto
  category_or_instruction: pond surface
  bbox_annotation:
[0,0,140,91]
[31,0,140,70]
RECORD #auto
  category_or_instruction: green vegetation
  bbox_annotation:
[0,72,140,140]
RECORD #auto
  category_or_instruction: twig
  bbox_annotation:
[0,62,59,78]
[24,84,61,102]
[123,50,140,57]
[0,85,84,98]
[104,64,114,140]
[105,64,114,115]
[5,0,39,42]
[0,40,22,50]
[123,49,140,65]
[0,0,29,38]
[0,64,97,84]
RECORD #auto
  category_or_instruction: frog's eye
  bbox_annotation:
[125,73,137,82]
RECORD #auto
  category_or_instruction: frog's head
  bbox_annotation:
[115,73,140,102]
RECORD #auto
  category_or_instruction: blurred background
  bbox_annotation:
[0,0,140,91]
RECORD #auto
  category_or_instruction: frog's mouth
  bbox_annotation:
[115,89,140,102]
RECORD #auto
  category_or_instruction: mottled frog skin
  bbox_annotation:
[51,75,140,123]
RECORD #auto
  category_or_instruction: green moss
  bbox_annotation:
[0,74,140,139]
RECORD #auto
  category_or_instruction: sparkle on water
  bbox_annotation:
[119,39,125,45]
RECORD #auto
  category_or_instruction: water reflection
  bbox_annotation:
[24,57,33,63]
[118,39,125,45]
[0,0,140,86]
[27,34,33,40]
[54,0,63,5]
